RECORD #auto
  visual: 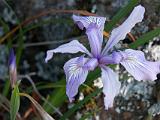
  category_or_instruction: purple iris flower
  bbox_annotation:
[9,48,17,88]
[45,5,160,109]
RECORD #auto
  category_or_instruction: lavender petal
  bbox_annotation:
[45,40,91,62]
[117,49,160,81]
[64,56,89,102]
[101,66,121,110]
[73,15,106,50]
[102,5,145,55]
[86,27,102,57]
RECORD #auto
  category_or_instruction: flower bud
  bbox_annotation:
[9,49,17,88]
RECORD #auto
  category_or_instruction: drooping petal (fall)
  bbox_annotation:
[101,66,121,110]
[102,5,145,55]
[45,40,91,62]
[73,15,106,56]
[64,56,98,102]
[113,49,160,81]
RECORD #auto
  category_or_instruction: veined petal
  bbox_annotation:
[72,15,106,32]
[86,27,102,57]
[73,15,106,52]
[115,49,160,81]
[45,40,91,62]
[99,56,115,65]
[102,5,145,55]
[64,56,97,102]
[84,58,98,71]
[101,66,121,110]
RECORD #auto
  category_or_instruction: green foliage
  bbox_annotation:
[59,88,102,120]
[2,79,10,96]
[129,28,160,49]
[10,84,20,120]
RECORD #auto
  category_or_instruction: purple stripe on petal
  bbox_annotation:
[102,5,145,55]
[45,40,91,63]
[101,66,121,110]
[64,57,89,102]
[118,49,160,81]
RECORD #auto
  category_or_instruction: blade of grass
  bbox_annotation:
[2,79,10,96]
[59,88,102,120]
[129,28,160,49]
[0,17,12,98]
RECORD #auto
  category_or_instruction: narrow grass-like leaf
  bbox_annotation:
[10,84,20,120]
[19,93,55,120]
[129,28,160,49]
[59,88,102,120]
[105,0,140,32]
[43,79,66,113]
[16,28,24,66]
[2,79,10,96]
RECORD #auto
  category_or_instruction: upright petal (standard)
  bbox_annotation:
[73,15,106,57]
[102,5,145,55]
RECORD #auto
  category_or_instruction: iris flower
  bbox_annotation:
[45,5,160,109]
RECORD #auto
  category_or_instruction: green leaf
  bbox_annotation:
[2,79,10,96]
[59,88,102,120]
[10,84,20,120]
[105,0,140,32]
[129,28,160,49]
[43,79,66,113]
